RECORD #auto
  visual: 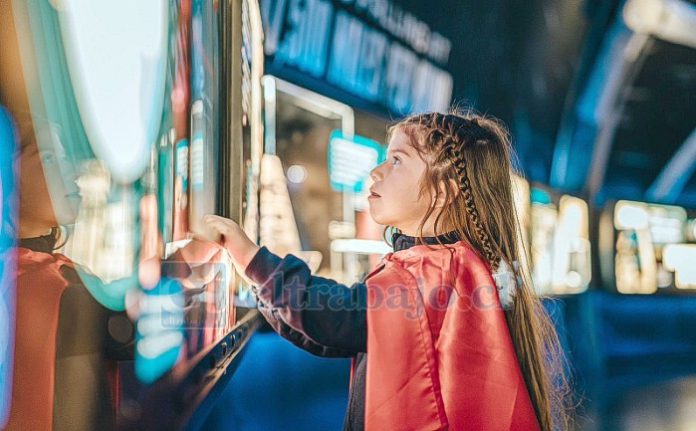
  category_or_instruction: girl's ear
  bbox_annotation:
[434,179,460,208]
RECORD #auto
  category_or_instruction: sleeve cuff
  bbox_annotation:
[244,246,283,286]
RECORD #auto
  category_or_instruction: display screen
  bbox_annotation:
[611,200,688,293]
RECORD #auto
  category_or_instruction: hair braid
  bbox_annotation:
[452,143,500,271]
[399,113,502,271]
[441,116,501,271]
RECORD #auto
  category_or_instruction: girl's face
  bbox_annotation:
[368,129,434,236]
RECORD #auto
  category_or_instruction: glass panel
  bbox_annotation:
[4,0,257,427]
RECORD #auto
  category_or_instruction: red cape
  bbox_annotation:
[363,241,540,430]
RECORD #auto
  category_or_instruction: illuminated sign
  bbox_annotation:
[328,130,385,193]
[608,200,688,294]
[260,0,453,115]
[530,187,591,295]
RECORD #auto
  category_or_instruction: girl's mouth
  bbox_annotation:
[369,188,381,199]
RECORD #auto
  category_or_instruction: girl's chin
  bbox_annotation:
[367,208,385,226]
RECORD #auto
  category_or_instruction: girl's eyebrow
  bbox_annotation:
[387,148,411,158]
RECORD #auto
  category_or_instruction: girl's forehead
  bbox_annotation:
[387,129,414,152]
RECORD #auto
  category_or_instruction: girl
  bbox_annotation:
[204,110,571,430]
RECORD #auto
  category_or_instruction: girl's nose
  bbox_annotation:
[370,163,383,182]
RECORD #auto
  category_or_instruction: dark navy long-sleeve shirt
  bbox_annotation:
[244,232,461,431]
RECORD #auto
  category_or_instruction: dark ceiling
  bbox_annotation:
[393,0,589,183]
[393,0,696,208]
[605,38,696,203]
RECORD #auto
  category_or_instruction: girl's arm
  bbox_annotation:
[247,247,366,356]
[203,215,367,356]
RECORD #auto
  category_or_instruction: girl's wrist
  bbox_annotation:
[225,238,260,274]
[239,243,261,271]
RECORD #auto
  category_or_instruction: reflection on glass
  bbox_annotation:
[173,137,190,240]
[139,150,162,290]
[57,0,168,183]
[64,163,132,280]
[134,277,184,384]
[11,0,236,387]
[188,0,220,235]
[171,0,192,241]
[8,130,135,430]
[12,0,92,226]
[7,0,259,426]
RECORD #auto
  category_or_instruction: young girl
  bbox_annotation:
[204,110,571,431]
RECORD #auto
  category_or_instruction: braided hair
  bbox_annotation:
[444,115,501,271]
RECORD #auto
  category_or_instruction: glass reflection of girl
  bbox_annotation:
[1,6,132,428]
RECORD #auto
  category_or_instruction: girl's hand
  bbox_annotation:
[201,214,260,277]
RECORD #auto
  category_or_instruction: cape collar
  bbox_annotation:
[391,231,460,252]
[19,231,58,253]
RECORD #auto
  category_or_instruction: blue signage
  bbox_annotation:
[260,0,453,115]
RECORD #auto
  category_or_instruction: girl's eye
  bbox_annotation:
[392,156,401,165]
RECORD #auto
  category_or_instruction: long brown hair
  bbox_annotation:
[389,108,573,431]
